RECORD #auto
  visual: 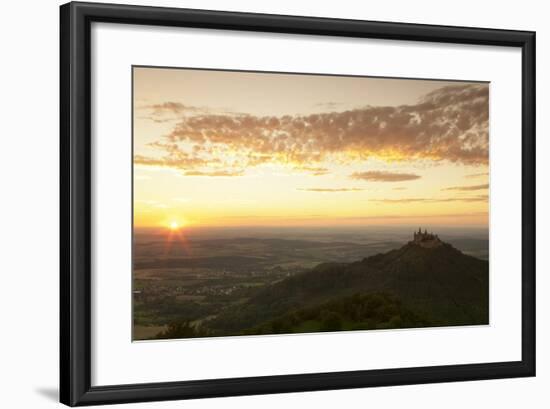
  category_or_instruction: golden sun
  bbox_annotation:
[167,218,189,231]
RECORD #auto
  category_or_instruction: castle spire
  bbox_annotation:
[413,228,442,248]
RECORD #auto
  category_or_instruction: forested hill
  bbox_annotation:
[206,240,489,335]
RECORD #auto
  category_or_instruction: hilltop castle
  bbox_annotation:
[412,228,443,248]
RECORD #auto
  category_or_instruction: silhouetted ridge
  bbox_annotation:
[207,235,489,334]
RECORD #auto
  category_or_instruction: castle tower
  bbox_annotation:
[413,228,442,248]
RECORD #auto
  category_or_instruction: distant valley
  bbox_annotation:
[133,227,489,340]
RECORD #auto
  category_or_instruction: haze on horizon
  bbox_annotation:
[133,67,489,230]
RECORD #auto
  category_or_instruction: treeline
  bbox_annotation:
[244,292,432,335]
[152,292,432,339]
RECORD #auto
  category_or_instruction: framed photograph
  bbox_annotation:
[60,1,535,406]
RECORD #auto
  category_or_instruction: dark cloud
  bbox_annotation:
[442,183,489,191]
[297,188,365,192]
[136,84,489,175]
[350,171,421,182]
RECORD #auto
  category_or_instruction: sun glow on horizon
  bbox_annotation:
[166,218,189,231]
[133,68,489,230]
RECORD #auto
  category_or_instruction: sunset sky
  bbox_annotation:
[133,67,489,229]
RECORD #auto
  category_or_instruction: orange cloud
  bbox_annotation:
[133,154,209,168]
[465,172,489,179]
[135,84,489,175]
[145,102,205,115]
[184,170,244,177]
[292,166,330,176]
[297,188,365,192]
[371,195,488,204]
[442,184,489,191]
[350,171,421,182]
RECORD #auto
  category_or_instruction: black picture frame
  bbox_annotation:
[60,1,536,406]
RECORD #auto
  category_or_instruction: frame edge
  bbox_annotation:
[59,1,536,406]
[60,1,93,406]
